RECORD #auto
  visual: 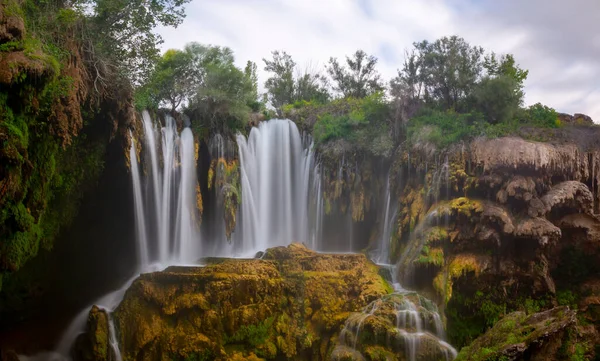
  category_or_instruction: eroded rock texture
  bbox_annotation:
[78,244,390,361]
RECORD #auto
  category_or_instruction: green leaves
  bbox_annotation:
[327,50,383,99]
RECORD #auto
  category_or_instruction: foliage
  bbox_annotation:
[135,48,197,112]
[406,36,484,111]
[407,109,483,148]
[82,0,192,83]
[473,75,521,124]
[263,50,329,114]
[311,93,392,155]
[224,317,275,348]
[327,50,384,98]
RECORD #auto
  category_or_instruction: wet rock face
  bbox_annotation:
[391,136,600,349]
[455,307,577,361]
[73,306,110,361]
[98,244,389,361]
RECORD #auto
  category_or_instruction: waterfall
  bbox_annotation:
[137,112,200,264]
[235,119,314,254]
[372,172,398,265]
[25,111,201,361]
[129,134,149,268]
[333,293,457,361]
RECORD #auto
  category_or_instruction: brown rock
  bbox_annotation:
[515,218,561,245]
[573,113,594,125]
[541,181,594,215]
[0,0,25,43]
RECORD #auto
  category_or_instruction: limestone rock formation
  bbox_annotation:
[79,244,390,361]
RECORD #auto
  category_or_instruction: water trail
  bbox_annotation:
[129,133,149,268]
[373,172,398,265]
[309,162,324,251]
[141,112,162,257]
[235,119,314,254]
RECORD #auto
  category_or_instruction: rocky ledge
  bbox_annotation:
[76,244,392,361]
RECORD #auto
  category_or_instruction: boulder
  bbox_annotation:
[73,306,110,361]
[107,244,390,361]
[455,307,576,361]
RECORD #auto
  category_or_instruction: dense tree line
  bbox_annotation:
[138,34,559,150]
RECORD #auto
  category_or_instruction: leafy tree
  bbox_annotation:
[185,45,257,133]
[263,51,330,114]
[244,61,263,112]
[263,51,296,112]
[327,50,384,98]
[484,53,529,94]
[82,0,191,84]
[473,75,521,124]
[404,36,484,111]
[295,67,330,104]
[135,49,197,112]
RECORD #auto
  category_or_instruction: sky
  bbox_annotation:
[157,0,600,121]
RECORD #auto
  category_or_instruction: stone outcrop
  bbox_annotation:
[558,112,594,125]
[73,306,111,361]
[78,244,390,361]
[455,307,577,361]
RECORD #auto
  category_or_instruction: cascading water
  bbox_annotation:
[235,119,314,254]
[333,293,457,361]
[372,172,398,265]
[23,111,201,361]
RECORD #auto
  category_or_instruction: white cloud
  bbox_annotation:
[157,0,600,121]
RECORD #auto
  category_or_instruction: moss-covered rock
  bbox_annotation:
[73,306,110,361]
[102,243,390,361]
[455,307,580,361]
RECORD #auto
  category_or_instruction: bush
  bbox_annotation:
[407,109,484,148]
[524,103,559,128]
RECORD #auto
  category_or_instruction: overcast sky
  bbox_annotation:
[157,0,600,121]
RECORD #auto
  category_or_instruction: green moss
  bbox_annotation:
[225,317,275,348]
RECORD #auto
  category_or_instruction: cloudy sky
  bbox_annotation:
[157,0,600,120]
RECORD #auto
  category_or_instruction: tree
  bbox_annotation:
[83,0,192,84]
[263,51,330,114]
[135,49,197,112]
[473,75,521,124]
[263,51,296,112]
[184,44,256,133]
[295,66,330,104]
[411,36,485,111]
[484,53,528,102]
[327,50,384,98]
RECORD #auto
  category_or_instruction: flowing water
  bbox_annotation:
[333,292,457,361]
[21,116,456,361]
[23,111,201,361]
[235,119,314,254]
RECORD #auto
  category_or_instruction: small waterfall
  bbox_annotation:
[309,162,324,250]
[235,119,314,254]
[333,293,457,361]
[129,133,149,268]
[372,172,398,265]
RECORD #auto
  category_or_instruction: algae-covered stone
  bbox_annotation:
[108,243,389,361]
[455,307,576,361]
[73,306,110,361]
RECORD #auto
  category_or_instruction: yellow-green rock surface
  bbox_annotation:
[112,243,390,361]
